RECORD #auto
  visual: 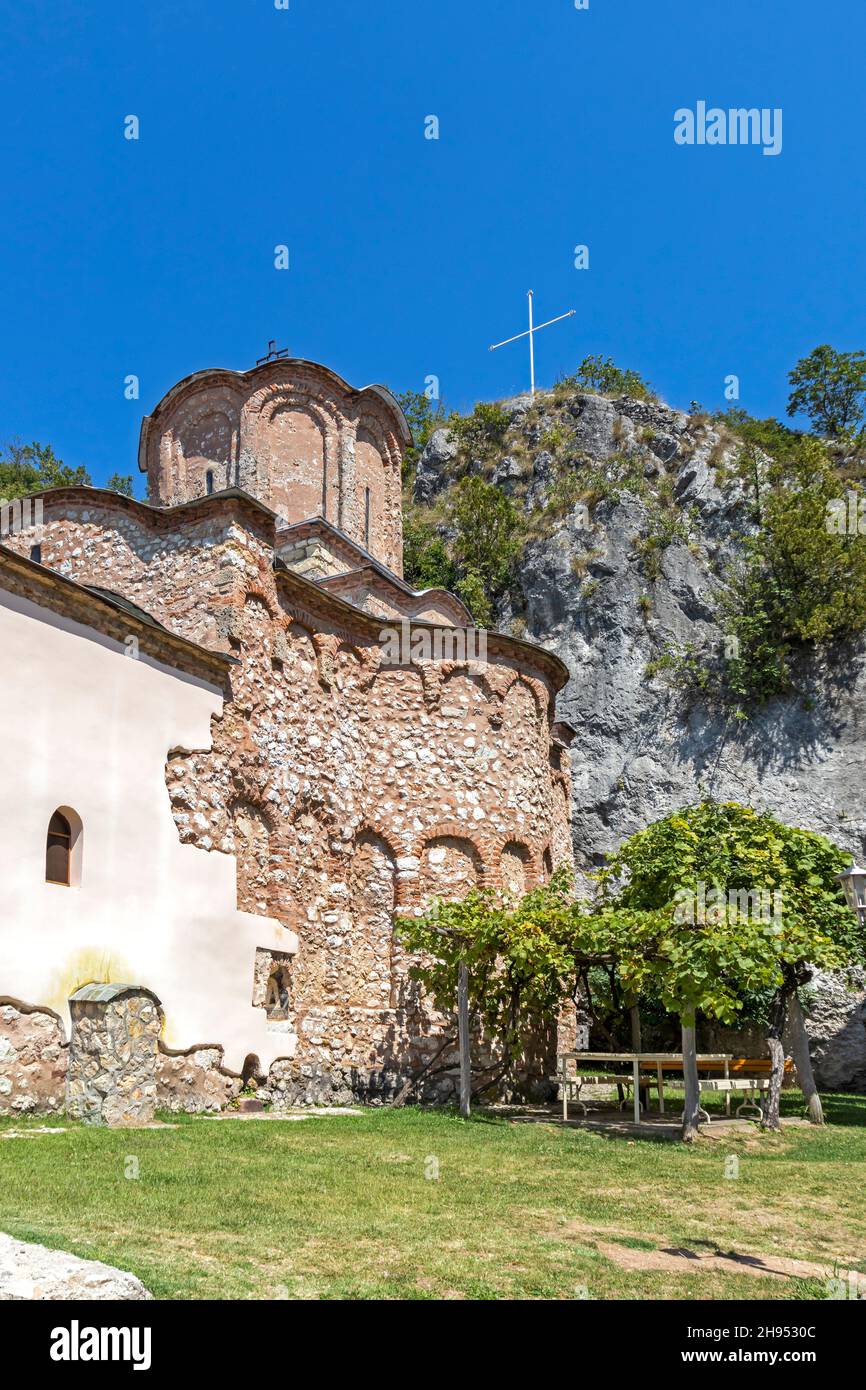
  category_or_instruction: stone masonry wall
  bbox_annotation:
[0,1002,67,1116]
[66,991,163,1126]
[6,494,572,1105]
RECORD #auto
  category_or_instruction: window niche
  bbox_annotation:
[265,965,292,1021]
[45,807,83,887]
[253,948,294,1027]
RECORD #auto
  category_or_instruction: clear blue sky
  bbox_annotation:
[1,1,863,491]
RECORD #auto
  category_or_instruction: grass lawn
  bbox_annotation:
[1,1092,864,1300]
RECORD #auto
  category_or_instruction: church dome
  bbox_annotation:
[138,355,411,575]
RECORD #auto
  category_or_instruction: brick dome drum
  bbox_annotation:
[139,359,410,575]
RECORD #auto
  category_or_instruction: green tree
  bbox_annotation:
[449,476,522,618]
[396,870,606,1103]
[0,440,134,501]
[598,801,860,1136]
[393,389,446,482]
[787,344,866,439]
[402,512,456,592]
[450,401,511,455]
[720,437,866,707]
[0,440,91,498]
[106,473,135,498]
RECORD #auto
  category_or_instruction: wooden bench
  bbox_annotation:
[554,1068,638,1119]
[639,1057,793,1077]
[666,1076,769,1122]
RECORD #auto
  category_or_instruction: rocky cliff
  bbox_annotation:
[411,384,866,1089]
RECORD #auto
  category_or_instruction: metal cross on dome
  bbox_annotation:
[257,339,290,365]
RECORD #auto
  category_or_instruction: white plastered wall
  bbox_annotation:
[0,587,298,1072]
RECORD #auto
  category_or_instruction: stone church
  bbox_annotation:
[0,353,574,1111]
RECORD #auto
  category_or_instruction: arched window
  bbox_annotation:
[46,811,72,885]
[45,807,83,887]
[205,469,215,495]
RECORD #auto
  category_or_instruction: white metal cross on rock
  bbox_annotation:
[489,290,576,398]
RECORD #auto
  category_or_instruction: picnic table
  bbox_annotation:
[556,1052,733,1126]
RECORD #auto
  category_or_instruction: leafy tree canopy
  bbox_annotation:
[0,440,135,502]
[597,800,860,1024]
[787,344,866,439]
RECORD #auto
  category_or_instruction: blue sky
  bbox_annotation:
[0,1,863,491]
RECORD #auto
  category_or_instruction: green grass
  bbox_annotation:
[1,1093,864,1300]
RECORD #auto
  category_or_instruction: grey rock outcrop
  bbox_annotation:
[414,428,459,505]
[460,385,866,1090]
[801,969,866,1091]
[0,1233,152,1300]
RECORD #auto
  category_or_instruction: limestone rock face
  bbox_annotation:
[0,1233,152,1300]
[408,385,866,1089]
[802,969,866,1091]
[414,428,459,504]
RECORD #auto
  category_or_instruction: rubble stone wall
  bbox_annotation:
[4,493,572,1104]
[0,1001,67,1115]
[66,991,162,1126]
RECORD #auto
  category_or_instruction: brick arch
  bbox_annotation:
[347,829,402,1010]
[227,796,278,916]
[346,820,413,909]
[248,381,343,433]
[271,795,343,915]
[227,783,280,828]
[165,389,242,499]
[246,384,342,526]
[541,845,555,880]
[501,672,545,723]
[353,412,402,475]
[438,662,504,723]
[416,821,492,888]
[242,585,277,618]
[417,830,488,914]
[352,410,404,571]
[353,820,403,866]
[282,616,316,645]
[494,837,539,899]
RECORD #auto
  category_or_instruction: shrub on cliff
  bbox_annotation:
[571,354,654,402]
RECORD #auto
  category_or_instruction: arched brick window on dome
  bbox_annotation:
[177,408,235,499]
[46,807,83,887]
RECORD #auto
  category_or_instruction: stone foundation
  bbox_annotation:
[0,1001,67,1115]
[1,998,556,1115]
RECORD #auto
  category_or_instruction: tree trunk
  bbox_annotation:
[762,985,789,1131]
[457,961,471,1118]
[630,1003,649,1111]
[681,1014,702,1143]
[788,990,824,1125]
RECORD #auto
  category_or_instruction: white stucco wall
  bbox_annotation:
[0,587,297,1072]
